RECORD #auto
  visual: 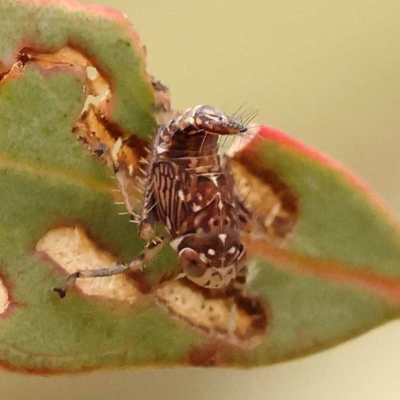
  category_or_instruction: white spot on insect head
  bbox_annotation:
[219,233,227,244]
[208,248,216,256]
[228,246,236,255]
[0,279,10,315]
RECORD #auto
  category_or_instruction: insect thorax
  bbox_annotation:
[142,105,247,289]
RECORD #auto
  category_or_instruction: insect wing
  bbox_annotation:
[151,160,192,235]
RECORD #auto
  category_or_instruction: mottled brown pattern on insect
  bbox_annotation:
[142,105,249,289]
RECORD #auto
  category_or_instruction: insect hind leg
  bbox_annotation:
[53,236,164,298]
[231,266,248,296]
[227,266,268,336]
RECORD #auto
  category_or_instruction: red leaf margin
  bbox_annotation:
[241,125,400,306]
[250,125,399,224]
[3,0,146,69]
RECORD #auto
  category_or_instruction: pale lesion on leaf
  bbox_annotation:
[36,226,140,303]
[0,276,10,315]
[156,279,267,348]
[230,142,299,245]
[18,47,91,72]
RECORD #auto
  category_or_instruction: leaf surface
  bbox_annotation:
[0,0,399,373]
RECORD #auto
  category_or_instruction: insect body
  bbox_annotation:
[143,105,248,290]
[54,105,251,297]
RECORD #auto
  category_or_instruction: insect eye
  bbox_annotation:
[179,248,207,277]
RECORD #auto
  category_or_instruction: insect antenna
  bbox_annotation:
[242,108,259,127]
[230,105,257,126]
[229,103,248,120]
[224,106,260,154]
[236,107,259,128]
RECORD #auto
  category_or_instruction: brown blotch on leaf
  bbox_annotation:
[188,342,221,367]
[235,295,268,332]
[18,47,90,71]
[36,226,140,303]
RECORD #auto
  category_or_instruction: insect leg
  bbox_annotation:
[227,266,267,336]
[231,265,248,296]
[237,200,253,233]
[53,237,164,298]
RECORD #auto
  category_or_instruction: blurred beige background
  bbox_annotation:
[2,0,400,399]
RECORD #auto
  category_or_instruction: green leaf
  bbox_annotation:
[231,126,400,365]
[0,0,156,139]
[0,0,399,373]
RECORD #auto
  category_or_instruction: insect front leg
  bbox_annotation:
[53,237,165,299]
